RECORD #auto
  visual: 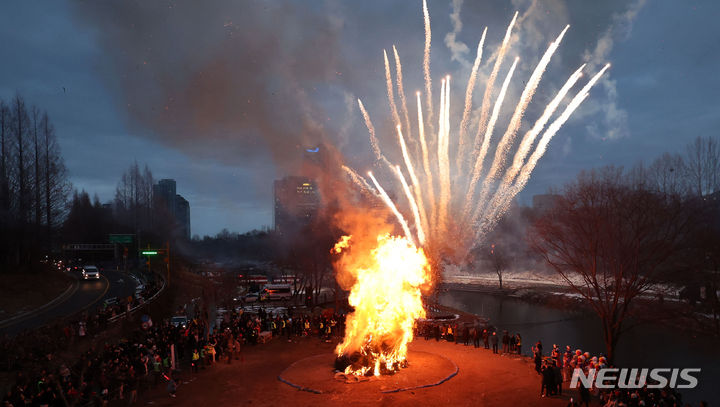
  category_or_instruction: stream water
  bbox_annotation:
[438,289,719,405]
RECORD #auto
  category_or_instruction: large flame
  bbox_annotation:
[333,233,430,376]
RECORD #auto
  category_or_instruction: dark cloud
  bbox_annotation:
[2,0,719,235]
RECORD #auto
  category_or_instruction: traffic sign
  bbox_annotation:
[109,234,134,244]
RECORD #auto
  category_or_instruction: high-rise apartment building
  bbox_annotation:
[153,178,191,239]
[273,176,319,234]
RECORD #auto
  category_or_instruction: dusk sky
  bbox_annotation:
[1,0,718,237]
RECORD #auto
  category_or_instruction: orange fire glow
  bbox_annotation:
[332,233,430,376]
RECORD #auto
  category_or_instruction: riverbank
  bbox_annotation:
[441,275,719,337]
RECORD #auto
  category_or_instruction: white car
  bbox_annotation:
[82,265,100,280]
[171,315,188,328]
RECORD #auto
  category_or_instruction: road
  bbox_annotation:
[0,268,137,336]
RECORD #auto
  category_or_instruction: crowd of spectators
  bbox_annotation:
[415,319,707,407]
[534,343,703,407]
[0,277,160,374]
[1,298,344,406]
[0,274,161,406]
[2,288,709,407]
[417,321,523,355]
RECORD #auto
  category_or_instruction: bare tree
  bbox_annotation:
[530,167,694,363]
[12,94,30,224]
[0,102,10,266]
[490,244,509,290]
[684,136,720,197]
[42,113,70,235]
[647,152,687,197]
[0,102,10,222]
[32,106,42,227]
[115,161,154,232]
[477,243,510,290]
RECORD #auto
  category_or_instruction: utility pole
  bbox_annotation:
[165,241,170,285]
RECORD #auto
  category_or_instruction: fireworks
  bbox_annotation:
[332,2,609,377]
[351,0,609,257]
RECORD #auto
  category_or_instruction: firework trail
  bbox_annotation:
[393,46,415,157]
[384,50,402,130]
[456,28,487,176]
[416,92,436,231]
[474,25,569,213]
[397,125,430,236]
[472,64,585,226]
[505,65,585,188]
[438,75,451,234]
[422,0,434,136]
[463,57,519,217]
[510,64,611,194]
[368,171,415,247]
[343,165,377,194]
[470,12,518,170]
[477,64,610,238]
[358,99,392,168]
[394,165,426,244]
[435,78,447,234]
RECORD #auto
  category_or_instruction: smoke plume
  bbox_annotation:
[73,0,349,172]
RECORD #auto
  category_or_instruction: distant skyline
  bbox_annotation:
[1,0,718,236]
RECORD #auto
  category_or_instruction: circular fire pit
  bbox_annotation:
[278,350,458,394]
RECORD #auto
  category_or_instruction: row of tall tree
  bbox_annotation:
[0,95,70,270]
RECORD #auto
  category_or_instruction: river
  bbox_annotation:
[438,289,720,405]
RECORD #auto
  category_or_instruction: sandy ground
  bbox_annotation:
[137,336,577,407]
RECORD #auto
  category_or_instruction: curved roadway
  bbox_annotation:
[0,269,137,336]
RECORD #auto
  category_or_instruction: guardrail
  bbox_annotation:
[107,270,167,324]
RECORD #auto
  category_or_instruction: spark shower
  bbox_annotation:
[343,0,609,260]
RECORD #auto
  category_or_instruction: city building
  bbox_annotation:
[153,178,191,239]
[273,176,319,234]
[174,195,190,239]
[153,179,177,215]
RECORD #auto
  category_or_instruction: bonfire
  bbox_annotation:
[332,234,430,376]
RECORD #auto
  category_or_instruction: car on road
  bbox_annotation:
[170,315,188,328]
[82,265,100,280]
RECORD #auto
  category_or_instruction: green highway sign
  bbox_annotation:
[109,234,134,244]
